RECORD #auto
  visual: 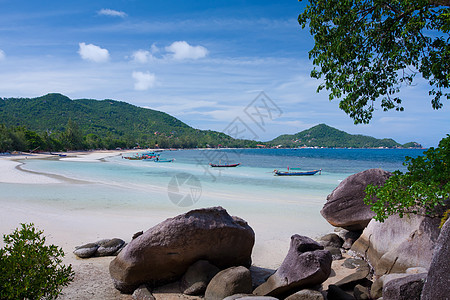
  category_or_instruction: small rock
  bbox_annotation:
[73,243,99,258]
[285,289,325,300]
[205,266,253,300]
[132,284,155,300]
[97,238,125,256]
[342,258,369,270]
[324,247,343,261]
[353,284,370,300]
[132,231,143,239]
[319,233,344,248]
[181,260,220,295]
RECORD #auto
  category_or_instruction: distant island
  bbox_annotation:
[268,124,422,149]
[0,94,421,152]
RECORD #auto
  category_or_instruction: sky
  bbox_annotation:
[0,0,448,147]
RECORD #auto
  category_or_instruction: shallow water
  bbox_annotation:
[1,148,424,267]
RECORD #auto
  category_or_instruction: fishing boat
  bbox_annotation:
[154,158,174,163]
[273,169,322,176]
[209,163,241,168]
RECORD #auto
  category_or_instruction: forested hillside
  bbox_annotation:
[268,124,421,148]
[0,93,255,151]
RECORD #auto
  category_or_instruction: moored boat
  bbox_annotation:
[274,169,321,176]
[209,163,240,167]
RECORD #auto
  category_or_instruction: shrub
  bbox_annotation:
[364,135,450,222]
[0,223,74,299]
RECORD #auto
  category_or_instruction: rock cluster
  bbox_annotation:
[74,169,448,299]
[109,206,255,293]
[73,238,125,258]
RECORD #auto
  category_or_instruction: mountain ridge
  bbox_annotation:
[268,124,421,148]
[0,94,421,150]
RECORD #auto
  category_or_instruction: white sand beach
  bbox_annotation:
[0,150,301,299]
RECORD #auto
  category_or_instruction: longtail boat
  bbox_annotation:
[209,163,240,168]
[274,169,321,176]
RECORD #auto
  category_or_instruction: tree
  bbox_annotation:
[0,223,74,299]
[62,119,84,150]
[364,134,450,222]
[298,0,450,124]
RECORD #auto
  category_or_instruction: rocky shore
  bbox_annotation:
[70,168,449,299]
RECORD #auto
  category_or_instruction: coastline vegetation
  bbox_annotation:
[365,135,450,224]
[0,94,419,152]
[0,223,74,300]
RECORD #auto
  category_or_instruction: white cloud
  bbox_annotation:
[165,41,208,60]
[0,49,5,61]
[98,9,127,18]
[78,43,110,63]
[132,71,156,90]
[131,50,153,63]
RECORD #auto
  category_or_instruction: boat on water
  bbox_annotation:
[154,158,174,163]
[273,169,322,176]
[209,163,241,168]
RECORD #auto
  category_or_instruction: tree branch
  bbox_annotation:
[428,0,450,6]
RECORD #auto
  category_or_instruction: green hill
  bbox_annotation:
[0,93,255,150]
[268,124,421,148]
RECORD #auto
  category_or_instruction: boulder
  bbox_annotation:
[109,207,255,293]
[249,266,275,290]
[334,265,370,289]
[132,284,155,300]
[97,238,125,256]
[335,229,363,249]
[73,242,99,258]
[204,266,253,300]
[342,258,369,270]
[321,168,391,231]
[382,273,427,300]
[324,247,343,261]
[370,273,411,299]
[421,217,450,300]
[253,235,332,298]
[180,260,220,295]
[285,289,325,300]
[318,233,344,248]
[351,214,440,276]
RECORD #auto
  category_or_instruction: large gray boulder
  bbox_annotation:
[351,214,440,276]
[109,207,255,293]
[321,168,391,231]
[421,217,450,300]
[253,235,332,298]
[204,266,253,300]
[383,273,427,300]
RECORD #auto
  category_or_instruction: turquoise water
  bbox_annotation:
[1,148,425,263]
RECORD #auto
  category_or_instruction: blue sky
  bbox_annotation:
[0,0,448,147]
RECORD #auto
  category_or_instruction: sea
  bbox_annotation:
[0,148,425,266]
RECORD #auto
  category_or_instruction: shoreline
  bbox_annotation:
[0,149,337,299]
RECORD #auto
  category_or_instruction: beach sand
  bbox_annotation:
[0,151,346,299]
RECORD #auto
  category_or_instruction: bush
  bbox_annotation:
[0,223,74,299]
[364,135,450,222]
